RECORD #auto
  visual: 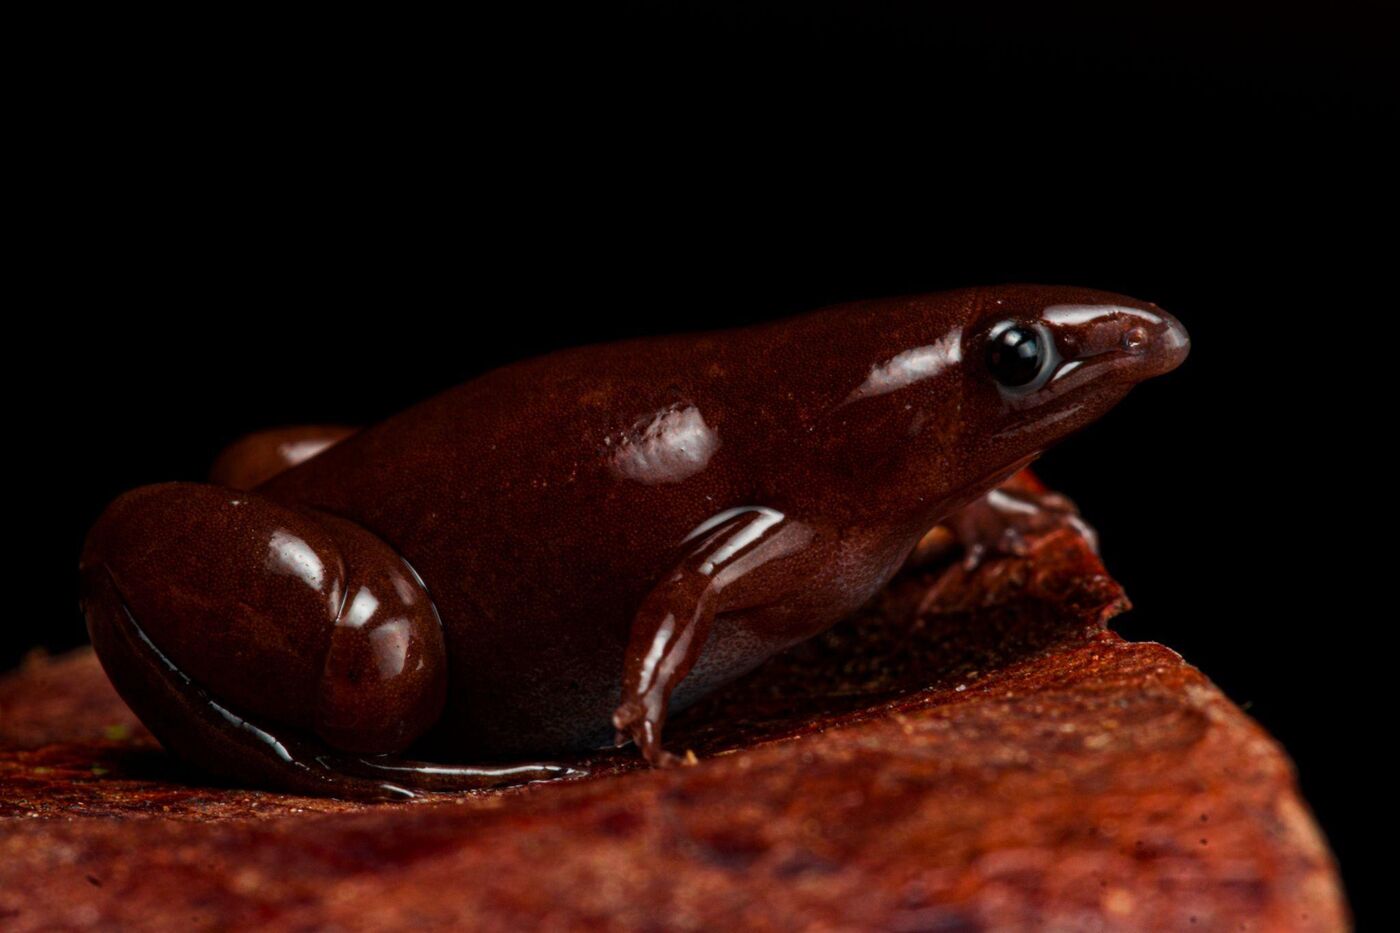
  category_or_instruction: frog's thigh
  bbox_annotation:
[82,482,580,798]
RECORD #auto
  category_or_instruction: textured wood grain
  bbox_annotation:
[2,522,1346,930]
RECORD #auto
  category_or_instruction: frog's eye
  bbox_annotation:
[985,322,1055,391]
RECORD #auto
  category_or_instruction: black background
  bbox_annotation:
[26,2,1390,918]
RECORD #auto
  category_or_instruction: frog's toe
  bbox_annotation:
[932,486,1099,574]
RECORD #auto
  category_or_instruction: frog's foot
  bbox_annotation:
[80,482,584,799]
[611,699,683,768]
[912,486,1099,573]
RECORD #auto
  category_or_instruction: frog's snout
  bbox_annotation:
[1035,299,1189,393]
[1123,307,1190,377]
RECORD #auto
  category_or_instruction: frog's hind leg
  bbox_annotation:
[209,424,356,489]
[81,482,582,799]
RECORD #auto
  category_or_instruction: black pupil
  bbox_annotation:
[986,326,1044,387]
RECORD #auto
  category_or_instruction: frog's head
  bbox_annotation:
[828,284,1188,520]
[945,283,1189,496]
[971,284,1186,419]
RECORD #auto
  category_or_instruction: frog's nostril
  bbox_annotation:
[1158,311,1190,370]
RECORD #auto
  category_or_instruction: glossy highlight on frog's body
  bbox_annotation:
[80,285,1188,797]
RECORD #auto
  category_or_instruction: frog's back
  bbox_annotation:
[258,300,923,600]
[255,298,968,756]
[256,332,766,754]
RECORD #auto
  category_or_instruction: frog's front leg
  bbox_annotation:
[910,475,1098,571]
[81,482,581,798]
[612,507,817,766]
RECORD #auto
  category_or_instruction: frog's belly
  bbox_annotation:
[416,608,834,762]
[415,543,907,762]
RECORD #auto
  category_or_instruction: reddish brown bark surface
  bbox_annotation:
[2,514,1346,930]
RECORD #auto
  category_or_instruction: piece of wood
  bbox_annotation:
[1,522,1346,930]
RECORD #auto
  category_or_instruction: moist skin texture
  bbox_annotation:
[80,284,1188,797]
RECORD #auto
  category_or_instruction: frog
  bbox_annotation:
[80,284,1188,797]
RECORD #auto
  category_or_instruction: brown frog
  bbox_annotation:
[80,285,1188,797]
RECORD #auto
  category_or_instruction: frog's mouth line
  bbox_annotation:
[926,452,1042,534]
[968,452,1041,498]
